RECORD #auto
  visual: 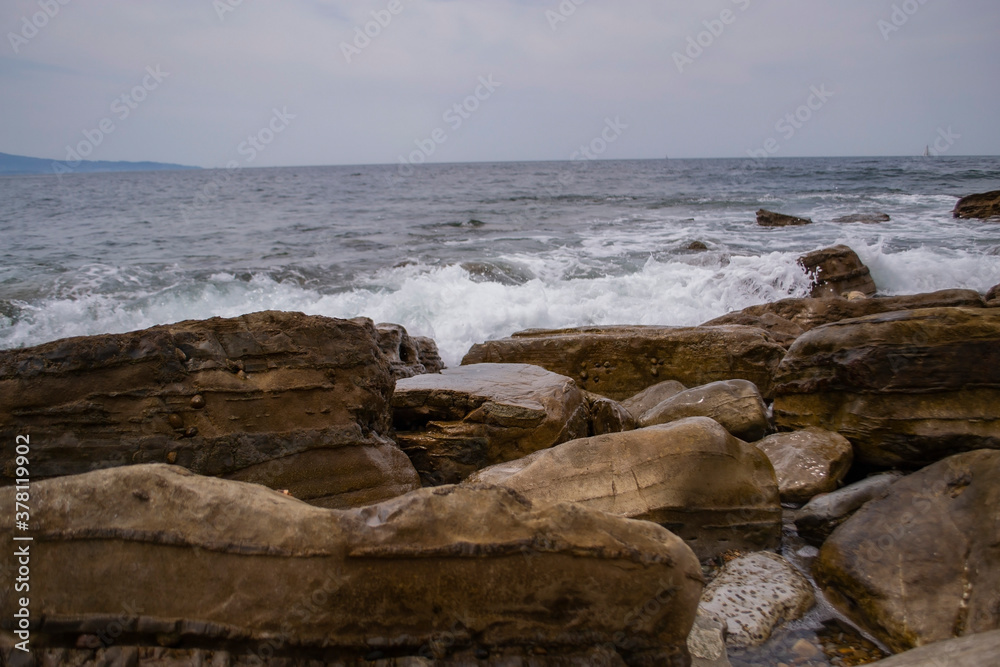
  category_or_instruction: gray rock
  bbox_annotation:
[640,380,770,442]
[863,629,1000,666]
[374,321,443,379]
[688,613,732,667]
[792,472,904,546]
[832,212,891,224]
[757,209,812,227]
[753,427,854,504]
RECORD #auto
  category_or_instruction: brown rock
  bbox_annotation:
[621,380,687,421]
[413,335,445,373]
[756,209,812,227]
[701,312,804,348]
[639,380,770,442]
[465,417,782,560]
[392,363,589,485]
[815,450,1000,652]
[373,321,444,379]
[583,391,636,435]
[861,629,1000,667]
[462,325,787,400]
[832,213,891,224]
[953,190,1000,219]
[0,464,704,665]
[798,245,877,298]
[0,311,420,508]
[688,241,709,251]
[986,283,1000,302]
[773,307,1000,467]
[753,427,853,503]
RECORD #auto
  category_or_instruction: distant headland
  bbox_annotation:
[0,151,200,176]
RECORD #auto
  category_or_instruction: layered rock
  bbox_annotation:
[753,427,853,503]
[465,417,782,560]
[987,282,1000,304]
[0,464,705,665]
[462,325,787,400]
[797,245,876,298]
[621,380,687,421]
[832,213,891,224]
[639,380,770,443]
[756,209,812,227]
[792,472,904,546]
[373,321,444,379]
[863,629,1000,667]
[702,289,985,337]
[699,311,804,348]
[953,190,1000,219]
[584,391,636,435]
[772,307,1000,467]
[815,450,1000,652]
[0,311,420,508]
[699,551,815,648]
[392,363,589,485]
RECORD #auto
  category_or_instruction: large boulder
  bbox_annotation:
[862,630,1000,667]
[462,325,787,400]
[953,190,1000,219]
[639,380,770,442]
[392,363,590,485]
[814,450,1000,652]
[0,311,420,508]
[465,417,782,560]
[797,245,876,298]
[756,209,812,227]
[0,464,705,665]
[753,427,853,503]
[702,289,985,337]
[772,307,1000,467]
[792,472,904,546]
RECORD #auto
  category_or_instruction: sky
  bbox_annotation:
[1,0,998,168]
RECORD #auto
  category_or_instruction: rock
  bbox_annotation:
[756,209,812,227]
[392,363,590,485]
[986,282,1000,302]
[792,472,904,546]
[465,417,782,560]
[797,245,877,298]
[702,289,985,335]
[688,240,710,251]
[861,629,1000,666]
[0,464,704,665]
[620,380,687,421]
[688,614,732,667]
[845,290,868,300]
[753,427,854,504]
[462,325,787,400]
[773,307,1000,467]
[0,311,420,508]
[583,390,636,435]
[413,336,445,373]
[700,312,804,348]
[953,190,1000,219]
[373,321,443,379]
[832,212,891,224]
[699,551,815,648]
[815,450,1000,652]
[639,380,771,442]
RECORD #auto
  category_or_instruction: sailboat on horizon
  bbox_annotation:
[923,145,932,157]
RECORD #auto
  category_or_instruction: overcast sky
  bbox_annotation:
[2,0,997,168]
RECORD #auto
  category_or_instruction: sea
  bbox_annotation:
[2,156,999,366]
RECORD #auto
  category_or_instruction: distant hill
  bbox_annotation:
[0,151,200,175]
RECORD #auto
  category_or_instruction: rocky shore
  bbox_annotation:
[2,237,999,666]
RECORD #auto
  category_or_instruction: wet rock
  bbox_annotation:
[392,363,589,485]
[756,209,812,227]
[0,311,420,508]
[863,629,1000,666]
[701,312,804,348]
[0,464,704,665]
[688,240,710,251]
[413,336,445,374]
[773,307,1000,467]
[792,472,904,546]
[620,379,687,421]
[986,282,1000,303]
[699,551,815,648]
[639,379,770,442]
[753,427,854,504]
[815,450,1000,652]
[688,614,732,667]
[953,190,1000,219]
[462,324,787,400]
[701,289,985,335]
[373,321,442,379]
[832,212,891,224]
[797,245,877,298]
[465,417,782,560]
[583,391,636,435]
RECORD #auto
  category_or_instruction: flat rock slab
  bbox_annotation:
[392,363,590,485]
[462,325,787,400]
[0,464,704,665]
[699,551,815,648]
[862,629,1000,667]
[753,427,854,504]
[639,379,770,442]
[815,449,1000,652]
[773,307,1000,467]
[792,472,904,546]
[465,417,782,560]
[0,311,419,508]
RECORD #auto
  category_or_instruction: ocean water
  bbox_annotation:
[2,157,999,366]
